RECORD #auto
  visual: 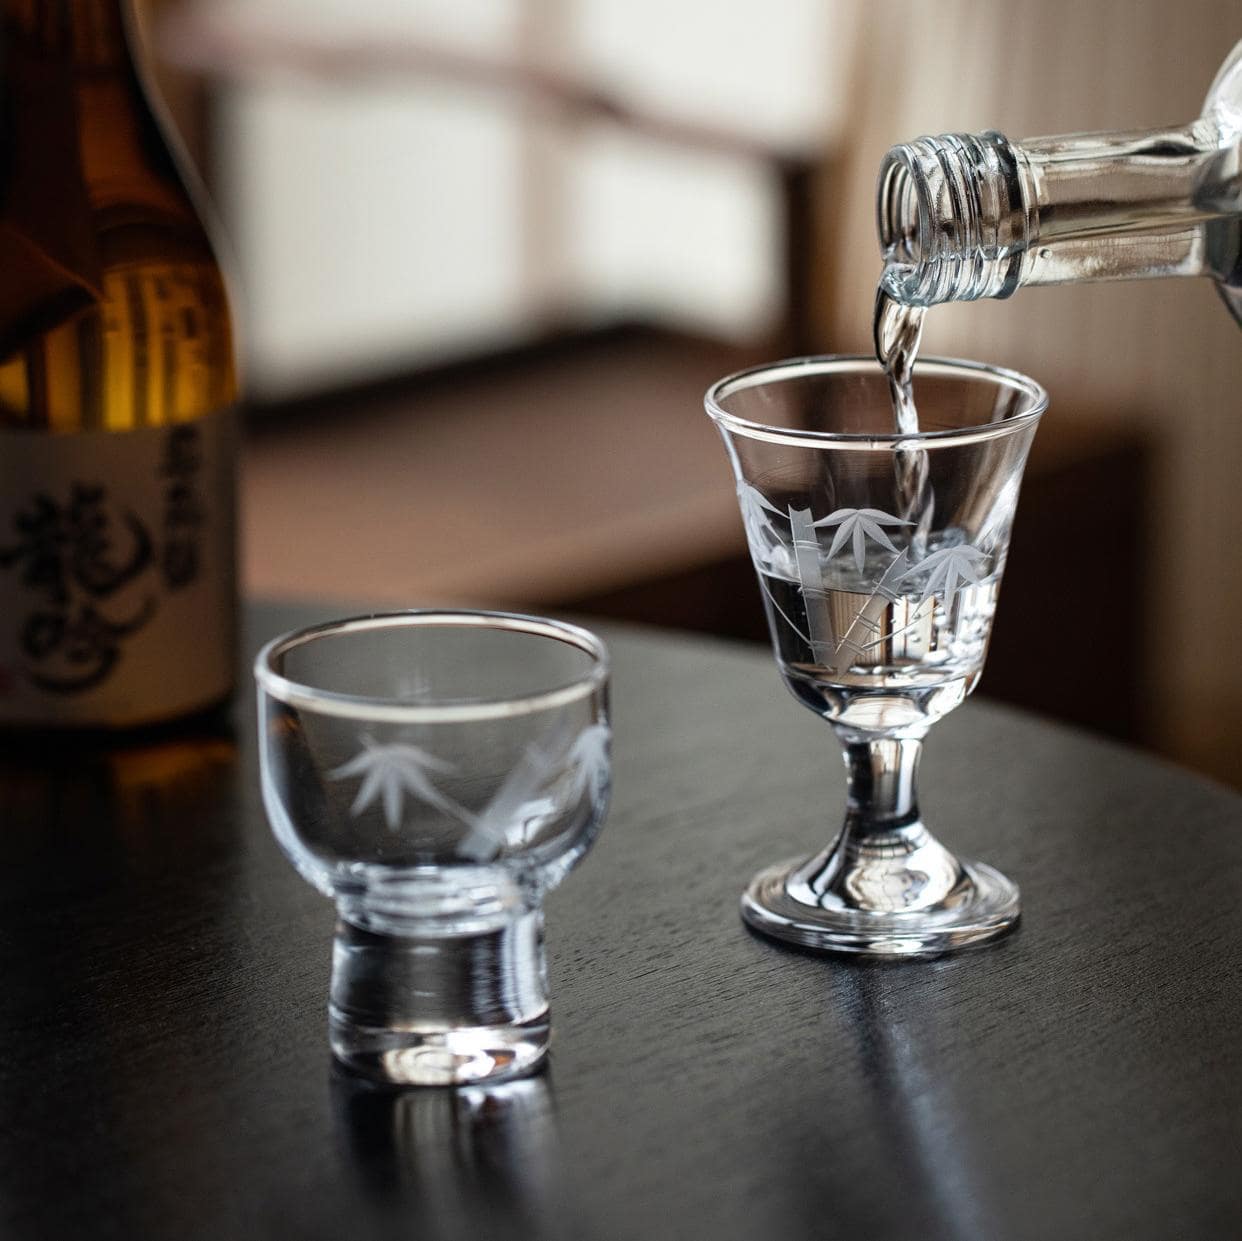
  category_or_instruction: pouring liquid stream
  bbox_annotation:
[873,283,932,551]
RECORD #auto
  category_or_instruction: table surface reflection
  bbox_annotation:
[1,601,1240,1241]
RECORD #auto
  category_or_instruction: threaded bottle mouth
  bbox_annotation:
[877,131,1030,306]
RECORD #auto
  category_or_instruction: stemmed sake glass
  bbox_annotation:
[706,357,1046,956]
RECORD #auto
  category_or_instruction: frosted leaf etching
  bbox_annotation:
[458,721,611,862]
[566,722,611,803]
[733,481,998,672]
[329,736,474,831]
[328,721,609,855]
[812,507,911,573]
[901,543,989,603]
[737,483,787,570]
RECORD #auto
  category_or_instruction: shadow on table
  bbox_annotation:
[331,1069,582,1240]
[775,962,1010,1241]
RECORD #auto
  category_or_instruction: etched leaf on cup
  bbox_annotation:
[566,721,611,803]
[328,736,475,831]
[458,721,610,862]
[901,543,990,604]
[812,507,911,574]
[736,482,789,571]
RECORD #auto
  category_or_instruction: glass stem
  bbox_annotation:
[842,734,924,834]
[788,730,965,914]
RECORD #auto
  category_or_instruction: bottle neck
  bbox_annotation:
[3,0,133,67]
[877,131,1029,305]
[2,0,191,218]
[878,120,1235,306]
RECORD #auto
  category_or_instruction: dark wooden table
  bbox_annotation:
[3,601,1240,1241]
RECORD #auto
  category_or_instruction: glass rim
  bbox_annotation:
[704,354,1048,449]
[254,610,610,723]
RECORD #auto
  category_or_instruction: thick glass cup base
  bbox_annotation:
[741,856,1020,958]
[329,1011,549,1087]
[328,906,550,1086]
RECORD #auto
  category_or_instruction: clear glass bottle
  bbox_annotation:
[0,0,238,728]
[877,39,1242,325]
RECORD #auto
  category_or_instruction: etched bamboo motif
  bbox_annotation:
[789,505,836,664]
[739,492,993,672]
[813,507,911,572]
[327,737,470,831]
[329,722,611,859]
[736,482,788,572]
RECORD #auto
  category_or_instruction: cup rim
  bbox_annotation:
[254,610,610,723]
[704,354,1047,449]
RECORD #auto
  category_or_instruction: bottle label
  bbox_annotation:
[0,409,236,726]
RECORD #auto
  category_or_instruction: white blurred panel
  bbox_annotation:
[219,81,527,399]
[573,0,843,147]
[212,0,519,48]
[211,0,819,396]
[567,131,781,337]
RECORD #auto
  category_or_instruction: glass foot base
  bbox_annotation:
[328,906,551,1086]
[330,1010,550,1086]
[741,856,1020,958]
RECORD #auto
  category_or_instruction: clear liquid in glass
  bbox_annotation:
[758,543,996,732]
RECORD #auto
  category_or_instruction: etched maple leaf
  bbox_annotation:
[901,543,989,604]
[328,736,474,831]
[812,507,911,573]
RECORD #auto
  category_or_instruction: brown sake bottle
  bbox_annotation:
[0,0,238,727]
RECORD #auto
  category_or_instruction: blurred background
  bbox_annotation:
[136,0,1241,787]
